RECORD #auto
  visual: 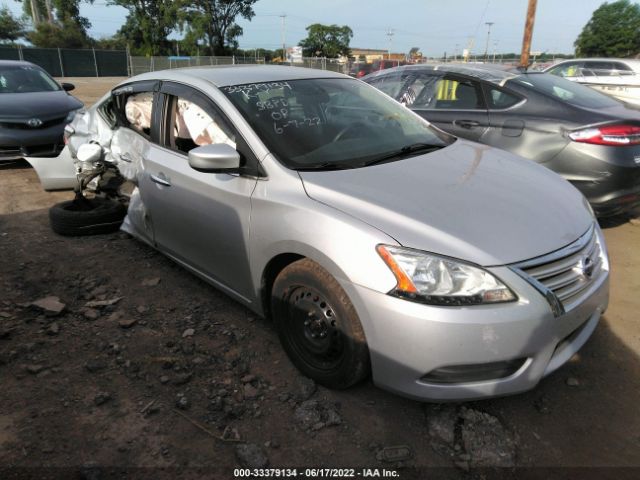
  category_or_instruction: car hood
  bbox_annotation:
[0,91,82,120]
[299,140,593,266]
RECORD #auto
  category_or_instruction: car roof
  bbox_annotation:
[127,65,349,88]
[365,63,520,86]
[0,59,39,67]
[548,58,640,69]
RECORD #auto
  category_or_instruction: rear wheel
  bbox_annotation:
[271,258,370,389]
[49,197,127,236]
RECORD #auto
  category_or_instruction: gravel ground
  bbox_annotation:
[0,77,639,479]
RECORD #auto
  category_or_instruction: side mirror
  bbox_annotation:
[188,143,241,173]
[61,82,75,92]
[76,143,103,163]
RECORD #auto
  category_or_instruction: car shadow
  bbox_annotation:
[0,159,30,171]
[598,207,640,229]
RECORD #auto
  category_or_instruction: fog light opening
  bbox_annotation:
[420,358,528,384]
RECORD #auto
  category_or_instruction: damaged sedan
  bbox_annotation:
[27,66,609,401]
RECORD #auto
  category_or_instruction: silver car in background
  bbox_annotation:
[544,58,640,106]
[28,66,610,401]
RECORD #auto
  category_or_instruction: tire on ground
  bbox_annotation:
[271,258,370,389]
[49,197,127,236]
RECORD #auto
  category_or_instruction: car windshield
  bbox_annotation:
[221,78,452,169]
[509,73,620,109]
[0,65,61,94]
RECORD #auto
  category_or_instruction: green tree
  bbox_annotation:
[109,0,178,55]
[298,24,353,58]
[19,0,94,47]
[179,0,258,56]
[28,21,91,48]
[575,0,640,57]
[0,6,25,43]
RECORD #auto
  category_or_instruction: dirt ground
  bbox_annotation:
[1,78,640,479]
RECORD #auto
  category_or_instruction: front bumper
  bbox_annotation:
[342,265,609,401]
[0,122,66,161]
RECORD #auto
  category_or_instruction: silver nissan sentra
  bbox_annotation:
[27,66,610,401]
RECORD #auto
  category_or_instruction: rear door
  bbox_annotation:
[137,81,260,301]
[409,73,490,141]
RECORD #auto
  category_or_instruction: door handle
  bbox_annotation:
[150,173,171,187]
[454,119,481,129]
[119,152,133,163]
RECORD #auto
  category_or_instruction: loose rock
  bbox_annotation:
[94,392,112,406]
[141,277,161,287]
[425,404,458,445]
[118,318,138,329]
[459,407,516,467]
[85,359,107,373]
[31,296,65,316]
[235,443,269,468]
[295,376,317,401]
[182,328,195,338]
[566,377,580,387]
[46,322,60,336]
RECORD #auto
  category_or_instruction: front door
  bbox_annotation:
[138,82,259,301]
[409,74,490,142]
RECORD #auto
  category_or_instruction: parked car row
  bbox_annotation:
[16,62,614,402]
[348,59,407,78]
[363,63,640,216]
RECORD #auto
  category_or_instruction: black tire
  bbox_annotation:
[49,197,127,237]
[271,258,370,389]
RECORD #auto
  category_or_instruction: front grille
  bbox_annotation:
[0,116,67,130]
[513,225,605,312]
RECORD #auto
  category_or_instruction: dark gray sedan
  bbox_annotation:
[0,60,83,161]
[364,64,640,217]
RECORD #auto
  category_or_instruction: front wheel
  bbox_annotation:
[271,259,370,389]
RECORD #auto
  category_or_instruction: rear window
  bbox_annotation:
[509,73,620,109]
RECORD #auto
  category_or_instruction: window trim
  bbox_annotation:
[481,83,527,111]
[158,81,265,178]
[111,80,159,142]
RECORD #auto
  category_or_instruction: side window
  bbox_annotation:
[548,62,582,78]
[613,62,634,76]
[401,74,439,107]
[98,97,117,127]
[432,77,483,110]
[485,86,522,110]
[165,94,236,155]
[583,61,614,76]
[123,91,154,137]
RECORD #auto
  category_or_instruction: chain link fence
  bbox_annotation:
[0,46,128,76]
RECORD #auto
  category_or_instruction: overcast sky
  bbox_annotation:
[3,0,633,56]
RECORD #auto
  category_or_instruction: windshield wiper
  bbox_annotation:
[360,143,445,167]
[295,162,355,171]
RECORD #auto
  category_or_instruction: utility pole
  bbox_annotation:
[386,28,394,60]
[279,14,287,61]
[483,22,494,62]
[520,0,538,68]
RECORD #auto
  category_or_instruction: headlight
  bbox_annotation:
[377,245,517,306]
[65,108,82,123]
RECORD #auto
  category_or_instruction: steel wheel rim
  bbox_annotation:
[283,286,345,371]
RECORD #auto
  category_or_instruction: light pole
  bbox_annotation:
[483,22,494,62]
[386,28,394,60]
[279,14,287,62]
